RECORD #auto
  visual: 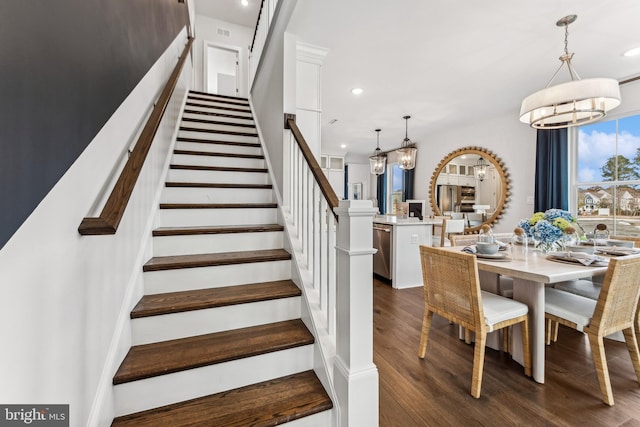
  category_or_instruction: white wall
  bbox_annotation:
[412,111,538,233]
[193,15,252,96]
[607,79,640,119]
[0,30,191,427]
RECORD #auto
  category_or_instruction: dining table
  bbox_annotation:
[447,246,610,384]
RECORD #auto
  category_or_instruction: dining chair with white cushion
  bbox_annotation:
[545,255,640,405]
[555,235,640,301]
[433,218,466,247]
[418,245,532,398]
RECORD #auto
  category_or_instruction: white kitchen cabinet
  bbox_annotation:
[321,155,345,199]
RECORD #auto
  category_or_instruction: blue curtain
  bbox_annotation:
[534,128,568,212]
[402,168,415,201]
[376,170,387,214]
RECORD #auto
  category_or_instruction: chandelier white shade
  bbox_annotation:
[369,128,386,175]
[519,78,621,129]
[396,115,417,170]
[519,15,621,129]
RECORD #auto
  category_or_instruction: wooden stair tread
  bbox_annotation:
[159,202,277,209]
[170,164,268,173]
[181,117,255,128]
[113,319,313,384]
[185,102,250,114]
[188,90,248,102]
[111,370,332,426]
[179,126,258,137]
[152,224,284,236]
[165,182,272,189]
[188,94,250,107]
[173,149,264,159]
[176,137,260,147]
[183,109,252,120]
[143,248,291,272]
[131,280,300,318]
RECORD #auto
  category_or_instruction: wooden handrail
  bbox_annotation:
[250,0,266,53]
[286,117,339,220]
[78,37,194,235]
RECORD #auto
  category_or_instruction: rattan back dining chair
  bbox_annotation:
[545,255,640,405]
[434,218,466,247]
[450,233,516,299]
[609,235,640,248]
[418,245,532,398]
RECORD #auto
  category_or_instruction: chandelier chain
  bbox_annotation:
[564,23,569,56]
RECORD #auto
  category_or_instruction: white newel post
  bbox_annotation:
[333,200,379,427]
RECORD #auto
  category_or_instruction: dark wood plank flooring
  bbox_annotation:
[374,278,640,426]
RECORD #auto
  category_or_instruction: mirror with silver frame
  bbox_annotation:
[429,146,511,233]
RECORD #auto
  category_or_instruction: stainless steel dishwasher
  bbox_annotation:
[373,223,392,280]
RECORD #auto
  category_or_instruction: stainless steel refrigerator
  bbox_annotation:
[437,185,462,213]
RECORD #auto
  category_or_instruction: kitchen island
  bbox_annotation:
[372,216,442,289]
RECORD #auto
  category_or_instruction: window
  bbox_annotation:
[388,163,405,214]
[572,114,640,236]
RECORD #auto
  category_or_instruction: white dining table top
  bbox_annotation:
[471,249,609,283]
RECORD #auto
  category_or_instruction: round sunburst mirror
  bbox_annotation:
[429,146,511,233]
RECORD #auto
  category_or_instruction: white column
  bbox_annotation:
[333,200,379,427]
[296,42,329,158]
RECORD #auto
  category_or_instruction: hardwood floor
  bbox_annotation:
[374,278,640,426]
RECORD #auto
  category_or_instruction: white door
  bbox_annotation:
[206,45,239,97]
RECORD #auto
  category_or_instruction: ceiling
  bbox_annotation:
[202,0,640,157]
[194,0,261,28]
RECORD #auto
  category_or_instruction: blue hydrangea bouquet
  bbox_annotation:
[517,208,579,252]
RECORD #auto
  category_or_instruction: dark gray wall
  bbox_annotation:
[0,0,188,248]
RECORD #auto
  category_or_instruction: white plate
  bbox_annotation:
[476,252,510,261]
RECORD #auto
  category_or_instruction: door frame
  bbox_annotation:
[203,40,243,97]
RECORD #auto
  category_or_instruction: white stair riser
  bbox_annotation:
[284,411,333,427]
[159,208,277,227]
[171,154,265,169]
[161,186,274,204]
[180,121,256,134]
[186,99,252,112]
[183,112,253,126]
[152,231,283,256]
[167,168,269,184]
[132,297,301,345]
[144,260,291,294]
[178,130,257,144]
[175,141,262,156]
[184,104,252,118]
[113,345,313,416]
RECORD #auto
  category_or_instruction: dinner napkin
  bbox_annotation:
[547,251,609,266]
[595,246,640,256]
[461,245,477,254]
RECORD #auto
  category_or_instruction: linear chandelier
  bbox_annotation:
[519,15,621,129]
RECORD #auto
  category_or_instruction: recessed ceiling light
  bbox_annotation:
[340,144,347,149]
[241,0,249,6]
[351,88,363,95]
[624,47,640,57]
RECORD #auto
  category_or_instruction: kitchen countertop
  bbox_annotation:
[373,216,442,226]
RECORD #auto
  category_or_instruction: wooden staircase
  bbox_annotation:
[111,91,333,426]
